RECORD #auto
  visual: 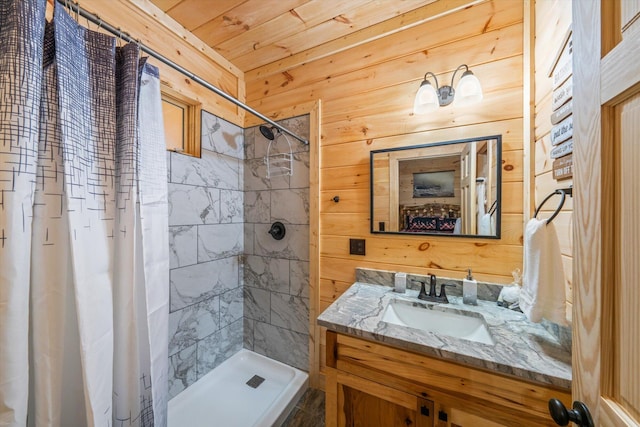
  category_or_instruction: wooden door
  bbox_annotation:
[573,0,640,425]
[460,141,476,234]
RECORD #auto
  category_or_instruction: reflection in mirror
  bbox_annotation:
[370,135,501,238]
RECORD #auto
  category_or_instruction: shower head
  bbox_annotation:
[259,125,278,140]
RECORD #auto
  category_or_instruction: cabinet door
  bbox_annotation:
[446,405,510,427]
[330,370,434,427]
[342,386,416,427]
[337,379,511,427]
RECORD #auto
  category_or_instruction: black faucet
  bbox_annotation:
[416,275,455,303]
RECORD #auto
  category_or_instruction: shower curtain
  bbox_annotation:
[0,1,169,426]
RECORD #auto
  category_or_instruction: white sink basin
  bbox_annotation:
[382,300,494,345]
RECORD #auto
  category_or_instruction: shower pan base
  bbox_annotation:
[168,349,308,427]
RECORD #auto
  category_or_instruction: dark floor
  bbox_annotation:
[280,388,325,427]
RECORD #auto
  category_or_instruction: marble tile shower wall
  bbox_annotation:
[167,111,244,398]
[243,115,310,371]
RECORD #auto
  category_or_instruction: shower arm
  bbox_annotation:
[55,0,309,146]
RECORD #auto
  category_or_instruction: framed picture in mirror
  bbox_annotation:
[412,170,455,198]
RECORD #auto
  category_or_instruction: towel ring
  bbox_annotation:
[533,187,572,225]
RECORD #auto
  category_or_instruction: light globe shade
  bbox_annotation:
[413,80,439,114]
[455,71,483,106]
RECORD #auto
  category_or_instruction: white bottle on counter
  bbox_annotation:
[394,272,407,293]
[462,268,477,305]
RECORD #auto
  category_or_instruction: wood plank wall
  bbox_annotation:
[533,0,573,321]
[72,0,535,385]
[80,0,245,128]
[246,0,525,380]
[246,0,524,306]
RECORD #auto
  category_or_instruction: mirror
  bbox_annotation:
[370,135,501,238]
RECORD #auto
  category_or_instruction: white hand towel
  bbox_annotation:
[453,218,462,234]
[479,213,492,235]
[519,218,568,326]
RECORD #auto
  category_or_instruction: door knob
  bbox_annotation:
[548,399,594,427]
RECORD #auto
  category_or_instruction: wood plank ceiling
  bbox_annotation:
[149,0,438,73]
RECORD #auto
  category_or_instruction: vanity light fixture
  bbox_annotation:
[413,64,483,114]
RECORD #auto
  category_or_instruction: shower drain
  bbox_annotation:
[246,375,265,389]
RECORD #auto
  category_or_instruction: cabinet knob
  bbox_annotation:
[548,399,594,427]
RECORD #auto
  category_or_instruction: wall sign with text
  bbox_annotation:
[548,27,573,181]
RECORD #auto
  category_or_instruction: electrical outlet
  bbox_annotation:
[349,238,366,255]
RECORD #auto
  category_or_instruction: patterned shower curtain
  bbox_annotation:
[0,1,169,426]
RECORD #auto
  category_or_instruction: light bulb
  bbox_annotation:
[455,71,483,105]
[413,80,439,114]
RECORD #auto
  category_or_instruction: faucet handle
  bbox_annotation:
[413,280,429,300]
[438,283,457,303]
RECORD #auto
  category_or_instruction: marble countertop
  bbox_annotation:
[317,282,572,389]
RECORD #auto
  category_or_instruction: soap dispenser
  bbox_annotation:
[462,268,477,305]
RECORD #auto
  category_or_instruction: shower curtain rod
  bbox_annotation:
[55,0,309,145]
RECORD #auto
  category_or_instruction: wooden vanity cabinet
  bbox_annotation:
[325,331,571,427]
